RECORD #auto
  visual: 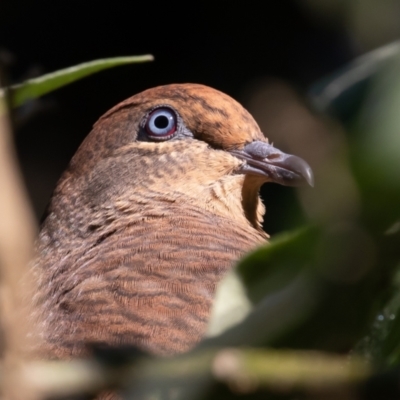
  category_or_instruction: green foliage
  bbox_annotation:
[309,40,400,122]
[206,40,400,399]
[237,227,317,302]
[0,55,153,110]
[4,47,400,398]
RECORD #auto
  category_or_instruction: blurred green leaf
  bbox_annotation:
[307,40,400,367]
[349,54,400,366]
[309,40,400,122]
[206,41,400,384]
[207,227,319,340]
[0,55,153,109]
[207,221,384,353]
[237,227,318,303]
[352,54,400,230]
[207,227,322,348]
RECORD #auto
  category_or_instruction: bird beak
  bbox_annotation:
[230,141,314,187]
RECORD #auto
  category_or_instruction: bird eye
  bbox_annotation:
[145,108,177,140]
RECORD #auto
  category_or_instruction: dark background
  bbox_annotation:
[0,1,356,233]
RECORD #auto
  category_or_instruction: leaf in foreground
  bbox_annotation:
[0,55,154,109]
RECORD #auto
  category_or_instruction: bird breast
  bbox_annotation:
[35,196,265,357]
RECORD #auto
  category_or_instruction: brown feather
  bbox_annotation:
[33,84,268,358]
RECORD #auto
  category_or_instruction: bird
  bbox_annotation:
[32,83,313,359]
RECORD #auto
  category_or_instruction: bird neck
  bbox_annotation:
[189,174,267,233]
[37,170,268,259]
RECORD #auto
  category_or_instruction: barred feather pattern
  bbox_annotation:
[32,83,270,360]
[35,189,264,358]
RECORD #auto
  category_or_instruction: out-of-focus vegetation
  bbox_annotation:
[0,55,153,110]
[205,37,400,399]
[1,3,400,399]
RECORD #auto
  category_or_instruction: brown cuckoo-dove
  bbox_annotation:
[33,83,313,359]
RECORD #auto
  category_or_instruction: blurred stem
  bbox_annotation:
[0,68,38,399]
[213,348,370,392]
[16,349,371,399]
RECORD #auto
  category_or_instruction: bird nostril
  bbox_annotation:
[266,153,281,160]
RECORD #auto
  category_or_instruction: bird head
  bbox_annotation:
[61,84,313,232]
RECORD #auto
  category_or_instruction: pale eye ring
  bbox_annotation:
[145,108,177,140]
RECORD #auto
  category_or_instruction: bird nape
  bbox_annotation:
[32,83,313,359]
